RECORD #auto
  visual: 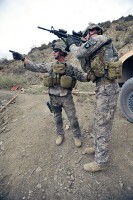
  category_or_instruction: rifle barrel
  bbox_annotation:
[37,26,51,32]
[9,50,15,53]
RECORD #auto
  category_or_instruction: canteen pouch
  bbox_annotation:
[90,48,106,77]
[107,60,122,80]
[60,75,73,88]
[44,73,53,87]
[91,55,105,77]
[53,63,66,74]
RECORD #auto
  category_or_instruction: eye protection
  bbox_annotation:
[53,48,61,53]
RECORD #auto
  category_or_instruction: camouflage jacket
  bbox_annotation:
[24,60,88,96]
[69,35,118,73]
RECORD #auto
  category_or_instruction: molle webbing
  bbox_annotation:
[43,62,76,88]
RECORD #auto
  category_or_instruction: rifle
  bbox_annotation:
[37,26,82,46]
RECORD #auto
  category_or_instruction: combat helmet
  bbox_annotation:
[83,23,103,36]
[52,40,68,56]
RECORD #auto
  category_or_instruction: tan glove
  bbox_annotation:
[87,70,96,82]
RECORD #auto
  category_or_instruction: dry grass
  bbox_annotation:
[0,74,27,89]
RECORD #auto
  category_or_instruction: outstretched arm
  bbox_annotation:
[9,50,52,73]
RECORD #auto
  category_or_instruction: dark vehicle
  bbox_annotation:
[119,50,133,123]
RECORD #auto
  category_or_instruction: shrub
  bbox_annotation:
[0,74,27,89]
[124,32,133,45]
[39,44,48,50]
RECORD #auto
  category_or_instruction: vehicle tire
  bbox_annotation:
[120,77,133,123]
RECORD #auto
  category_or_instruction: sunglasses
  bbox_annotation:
[53,48,61,53]
[83,29,96,37]
[53,50,59,53]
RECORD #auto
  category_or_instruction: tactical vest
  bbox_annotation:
[43,62,76,88]
[87,47,122,82]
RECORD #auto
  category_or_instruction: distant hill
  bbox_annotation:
[0,14,133,85]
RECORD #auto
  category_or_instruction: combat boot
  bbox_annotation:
[84,147,95,154]
[56,135,64,146]
[83,161,107,172]
[74,137,82,148]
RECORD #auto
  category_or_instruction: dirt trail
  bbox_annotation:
[0,91,133,200]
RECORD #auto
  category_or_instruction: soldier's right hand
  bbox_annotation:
[9,50,25,61]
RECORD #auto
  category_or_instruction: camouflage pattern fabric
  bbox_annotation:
[90,47,106,78]
[24,60,87,138]
[93,81,119,166]
[69,35,118,71]
[50,94,81,137]
[24,60,88,96]
[69,33,119,166]
[69,35,110,61]
[52,40,67,55]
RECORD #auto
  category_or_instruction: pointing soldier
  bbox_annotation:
[65,23,121,172]
[10,40,89,148]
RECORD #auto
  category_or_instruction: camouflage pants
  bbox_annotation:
[49,94,81,138]
[93,82,119,166]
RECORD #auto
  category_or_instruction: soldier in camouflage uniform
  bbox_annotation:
[10,40,89,147]
[65,23,120,172]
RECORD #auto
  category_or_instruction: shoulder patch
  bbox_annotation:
[84,38,97,49]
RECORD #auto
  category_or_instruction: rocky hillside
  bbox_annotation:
[100,14,133,56]
[0,14,133,85]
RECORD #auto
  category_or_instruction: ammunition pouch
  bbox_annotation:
[44,62,77,88]
[53,62,66,74]
[91,55,105,77]
[44,74,60,87]
[107,60,122,80]
[44,73,53,87]
[90,48,106,78]
[44,74,76,88]
[60,75,76,88]
[89,47,122,81]
[44,74,76,89]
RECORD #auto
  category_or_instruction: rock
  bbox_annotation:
[35,167,42,173]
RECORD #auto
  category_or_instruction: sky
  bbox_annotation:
[0,0,133,60]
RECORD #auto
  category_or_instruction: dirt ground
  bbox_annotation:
[0,87,133,200]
